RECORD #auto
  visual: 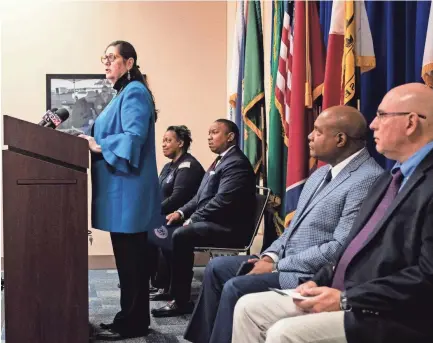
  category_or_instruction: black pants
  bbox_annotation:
[110,232,149,335]
[169,221,244,306]
[148,244,171,291]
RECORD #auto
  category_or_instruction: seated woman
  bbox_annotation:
[149,125,205,300]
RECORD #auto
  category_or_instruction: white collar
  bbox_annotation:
[329,148,364,179]
[219,145,236,158]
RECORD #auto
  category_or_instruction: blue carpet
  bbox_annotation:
[1,268,205,343]
[89,268,204,342]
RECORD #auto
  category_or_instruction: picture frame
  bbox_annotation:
[46,74,114,134]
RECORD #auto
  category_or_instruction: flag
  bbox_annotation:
[266,0,286,243]
[242,0,265,173]
[284,1,325,225]
[270,0,295,230]
[228,0,246,149]
[343,1,356,105]
[275,1,294,147]
[323,0,375,109]
[422,0,433,87]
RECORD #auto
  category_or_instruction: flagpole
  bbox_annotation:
[356,66,361,110]
[261,103,267,187]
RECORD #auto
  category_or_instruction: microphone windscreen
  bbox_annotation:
[55,108,70,121]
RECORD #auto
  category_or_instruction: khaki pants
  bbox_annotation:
[232,290,347,343]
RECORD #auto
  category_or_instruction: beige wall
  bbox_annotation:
[1,1,227,257]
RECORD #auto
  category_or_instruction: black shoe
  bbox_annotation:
[99,322,114,330]
[150,290,172,301]
[149,286,159,293]
[151,301,194,317]
[95,328,149,341]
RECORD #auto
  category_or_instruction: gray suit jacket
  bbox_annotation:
[264,149,383,289]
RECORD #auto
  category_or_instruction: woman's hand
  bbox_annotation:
[78,134,102,153]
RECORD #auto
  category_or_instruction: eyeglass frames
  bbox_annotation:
[101,54,119,64]
[376,111,427,119]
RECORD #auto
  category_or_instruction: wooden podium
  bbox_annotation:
[2,115,89,343]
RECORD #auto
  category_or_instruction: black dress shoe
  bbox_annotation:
[99,322,114,330]
[151,301,194,317]
[95,328,149,341]
[95,329,123,341]
[149,290,172,301]
[149,286,159,293]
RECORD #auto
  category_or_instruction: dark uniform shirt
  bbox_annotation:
[159,153,205,215]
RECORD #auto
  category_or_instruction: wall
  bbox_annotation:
[1,1,227,260]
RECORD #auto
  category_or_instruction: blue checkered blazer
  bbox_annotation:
[264,149,383,289]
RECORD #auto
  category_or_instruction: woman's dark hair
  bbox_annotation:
[166,125,192,153]
[106,40,158,121]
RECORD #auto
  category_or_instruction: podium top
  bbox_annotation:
[3,115,89,170]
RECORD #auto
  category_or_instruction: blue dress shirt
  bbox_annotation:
[392,141,433,191]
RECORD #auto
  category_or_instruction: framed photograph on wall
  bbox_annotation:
[46,74,115,134]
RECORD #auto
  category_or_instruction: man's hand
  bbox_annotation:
[78,134,101,153]
[293,287,341,313]
[295,281,318,295]
[166,212,181,225]
[247,256,274,275]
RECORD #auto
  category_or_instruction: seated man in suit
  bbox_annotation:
[184,106,384,343]
[232,83,433,343]
[151,119,256,317]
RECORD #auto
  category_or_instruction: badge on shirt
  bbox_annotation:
[166,173,174,183]
[179,162,191,169]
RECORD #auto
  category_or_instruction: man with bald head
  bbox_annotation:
[232,83,433,343]
[184,106,383,343]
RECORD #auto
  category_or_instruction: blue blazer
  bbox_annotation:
[91,80,162,233]
[263,149,383,289]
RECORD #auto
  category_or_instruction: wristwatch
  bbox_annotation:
[340,291,352,311]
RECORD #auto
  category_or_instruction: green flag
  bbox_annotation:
[268,0,284,202]
[266,0,285,240]
[242,0,265,174]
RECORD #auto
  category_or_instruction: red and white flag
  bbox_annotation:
[322,0,375,109]
[274,3,293,146]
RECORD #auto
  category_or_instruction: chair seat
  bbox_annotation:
[194,247,247,252]
[193,186,270,259]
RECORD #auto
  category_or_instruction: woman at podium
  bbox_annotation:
[79,40,161,341]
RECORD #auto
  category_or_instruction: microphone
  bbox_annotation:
[40,108,70,129]
[37,108,58,126]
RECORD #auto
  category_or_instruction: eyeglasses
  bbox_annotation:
[100,54,119,64]
[376,111,427,119]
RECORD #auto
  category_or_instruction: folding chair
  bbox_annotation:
[195,186,271,259]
